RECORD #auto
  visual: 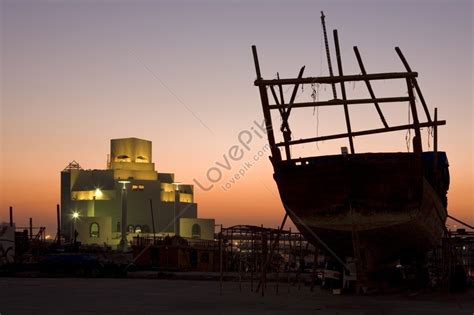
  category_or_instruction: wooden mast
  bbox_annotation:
[333,29,355,154]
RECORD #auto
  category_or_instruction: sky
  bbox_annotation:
[1,0,473,234]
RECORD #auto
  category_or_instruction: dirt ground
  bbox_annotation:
[0,278,472,314]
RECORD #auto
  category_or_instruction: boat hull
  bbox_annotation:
[273,152,449,270]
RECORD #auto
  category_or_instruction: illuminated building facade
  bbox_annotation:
[60,137,214,245]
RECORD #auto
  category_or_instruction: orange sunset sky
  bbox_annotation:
[1,1,472,233]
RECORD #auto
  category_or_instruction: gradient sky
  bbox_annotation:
[1,0,472,234]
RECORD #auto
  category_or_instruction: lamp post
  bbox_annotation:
[173,183,180,235]
[72,211,79,244]
[92,188,102,217]
[118,180,130,251]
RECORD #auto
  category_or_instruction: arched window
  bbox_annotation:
[127,224,134,233]
[90,222,100,238]
[191,224,201,239]
[116,155,130,162]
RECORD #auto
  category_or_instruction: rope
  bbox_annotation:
[311,83,321,150]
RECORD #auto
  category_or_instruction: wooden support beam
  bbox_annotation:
[56,204,61,245]
[269,85,284,116]
[276,120,445,147]
[321,11,338,99]
[406,78,422,153]
[256,213,288,293]
[254,71,418,86]
[395,47,432,123]
[333,29,355,154]
[279,66,305,160]
[447,215,474,230]
[268,96,410,110]
[353,46,389,128]
[252,45,281,162]
[434,108,438,153]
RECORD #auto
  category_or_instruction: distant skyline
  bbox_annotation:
[1,0,472,234]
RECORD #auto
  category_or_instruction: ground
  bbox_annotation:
[0,278,472,314]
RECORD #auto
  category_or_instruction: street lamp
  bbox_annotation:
[72,211,80,244]
[118,180,130,251]
[91,188,102,217]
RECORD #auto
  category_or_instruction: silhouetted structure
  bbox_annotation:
[252,12,451,286]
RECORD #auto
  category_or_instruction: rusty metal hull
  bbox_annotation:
[273,152,449,269]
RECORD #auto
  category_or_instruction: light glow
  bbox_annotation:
[72,211,79,219]
[95,188,103,198]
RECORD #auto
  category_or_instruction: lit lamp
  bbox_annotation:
[72,211,80,243]
[118,180,130,251]
[91,188,103,217]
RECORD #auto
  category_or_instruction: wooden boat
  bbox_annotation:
[251,13,448,273]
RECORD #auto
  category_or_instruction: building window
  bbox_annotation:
[90,222,100,238]
[132,184,145,191]
[136,156,148,163]
[191,224,201,239]
[127,224,134,233]
[116,155,130,162]
[135,225,142,233]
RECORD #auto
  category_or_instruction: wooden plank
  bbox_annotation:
[252,45,281,161]
[285,66,306,118]
[406,78,422,153]
[395,47,432,123]
[353,46,389,128]
[434,108,438,153]
[280,66,305,160]
[254,71,418,86]
[276,120,446,147]
[334,29,355,154]
[268,96,410,109]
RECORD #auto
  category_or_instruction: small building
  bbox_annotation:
[60,137,214,246]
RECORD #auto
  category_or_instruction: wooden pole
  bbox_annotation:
[9,206,13,227]
[255,71,418,86]
[56,204,61,245]
[333,29,355,153]
[280,67,306,160]
[269,96,410,110]
[298,233,302,290]
[256,213,288,292]
[406,78,423,153]
[239,243,242,293]
[261,224,265,297]
[29,217,33,240]
[276,228,280,295]
[252,45,281,162]
[288,227,292,292]
[251,229,254,292]
[150,199,156,245]
[395,47,432,122]
[277,120,445,147]
[219,224,223,296]
[353,46,389,128]
[434,108,438,153]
